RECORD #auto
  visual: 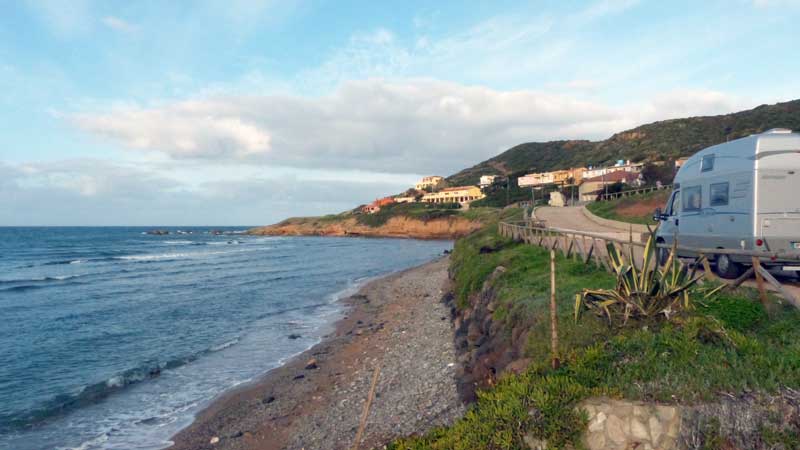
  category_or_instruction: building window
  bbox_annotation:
[683,186,702,211]
[710,182,729,206]
[701,154,715,172]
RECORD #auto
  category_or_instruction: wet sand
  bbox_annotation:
[169,256,464,450]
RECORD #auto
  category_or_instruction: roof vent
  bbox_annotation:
[764,128,793,134]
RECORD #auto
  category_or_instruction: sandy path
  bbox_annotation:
[169,256,464,450]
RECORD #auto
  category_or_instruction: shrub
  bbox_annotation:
[574,233,722,327]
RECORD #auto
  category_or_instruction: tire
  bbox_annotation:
[715,253,745,279]
[656,240,669,266]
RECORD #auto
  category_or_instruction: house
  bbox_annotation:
[550,169,572,185]
[578,171,643,202]
[582,161,644,179]
[675,157,689,169]
[568,167,587,184]
[518,167,585,188]
[479,175,499,187]
[394,196,417,203]
[361,196,395,214]
[414,176,444,190]
[518,172,555,187]
[421,186,485,204]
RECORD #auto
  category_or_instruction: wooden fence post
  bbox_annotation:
[751,257,770,312]
[550,250,560,370]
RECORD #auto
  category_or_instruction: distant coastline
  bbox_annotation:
[248,214,483,240]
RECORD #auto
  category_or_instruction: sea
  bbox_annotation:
[0,227,451,450]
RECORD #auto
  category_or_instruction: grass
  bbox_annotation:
[586,189,670,225]
[392,225,800,449]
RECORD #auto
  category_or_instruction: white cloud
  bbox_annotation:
[72,106,272,158]
[0,160,415,225]
[101,16,137,33]
[69,79,625,173]
[68,79,753,176]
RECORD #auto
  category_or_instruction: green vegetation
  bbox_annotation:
[447,99,800,186]
[586,189,670,225]
[354,202,461,227]
[575,234,722,327]
[393,225,800,449]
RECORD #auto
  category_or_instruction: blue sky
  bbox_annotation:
[1,0,799,225]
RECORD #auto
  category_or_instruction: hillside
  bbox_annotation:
[448,99,800,185]
[248,204,514,239]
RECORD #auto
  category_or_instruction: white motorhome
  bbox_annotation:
[654,129,800,278]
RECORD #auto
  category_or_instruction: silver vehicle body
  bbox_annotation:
[655,129,800,267]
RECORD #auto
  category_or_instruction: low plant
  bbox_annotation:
[574,231,722,326]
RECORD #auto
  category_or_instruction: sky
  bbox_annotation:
[1,0,799,225]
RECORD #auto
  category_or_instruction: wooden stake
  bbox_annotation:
[351,366,381,450]
[751,257,770,313]
[550,250,560,369]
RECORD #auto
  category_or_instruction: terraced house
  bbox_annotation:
[421,186,485,204]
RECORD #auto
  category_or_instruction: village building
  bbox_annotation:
[361,196,395,214]
[393,195,417,204]
[518,172,554,187]
[421,186,485,204]
[518,167,586,188]
[582,161,643,179]
[675,157,689,169]
[578,171,643,202]
[479,174,499,187]
[414,176,444,190]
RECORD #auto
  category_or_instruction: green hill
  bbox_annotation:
[447,99,800,186]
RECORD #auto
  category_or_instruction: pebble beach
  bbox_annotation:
[169,256,464,450]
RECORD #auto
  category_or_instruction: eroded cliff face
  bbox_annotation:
[450,266,534,402]
[248,216,483,240]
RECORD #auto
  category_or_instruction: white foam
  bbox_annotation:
[163,240,192,245]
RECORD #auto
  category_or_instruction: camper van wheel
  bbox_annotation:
[715,254,744,279]
[656,240,669,266]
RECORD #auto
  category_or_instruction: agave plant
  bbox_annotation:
[574,230,722,326]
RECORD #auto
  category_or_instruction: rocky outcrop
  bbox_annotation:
[578,391,800,450]
[248,216,483,240]
[451,266,535,402]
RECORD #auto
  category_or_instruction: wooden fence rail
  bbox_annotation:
[499,221,800,308]
[598,184,672,201]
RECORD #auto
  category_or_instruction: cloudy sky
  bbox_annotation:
[2,0,799,225]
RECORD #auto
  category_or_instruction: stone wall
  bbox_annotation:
[576,391,800,450]
[580,398,681,450]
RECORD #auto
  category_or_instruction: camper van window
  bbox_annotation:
[683,186,702,211]
[710,182,729,206]
[701,154,715,172]
[667,191,680,216]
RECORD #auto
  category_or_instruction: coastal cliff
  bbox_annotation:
[248,215,483,239]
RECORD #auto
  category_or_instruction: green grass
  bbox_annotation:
[392,226,800,449]
[585,190,669,225]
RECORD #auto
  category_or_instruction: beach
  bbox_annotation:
[169,256,464,450]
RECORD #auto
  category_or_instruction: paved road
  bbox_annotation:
[534,206,638,241]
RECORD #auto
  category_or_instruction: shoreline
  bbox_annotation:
[169,256,464,450]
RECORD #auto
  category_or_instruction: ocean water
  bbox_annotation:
[0,227,451,450]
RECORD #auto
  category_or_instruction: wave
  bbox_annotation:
[162,240,193,245]
[0,337,243,434]
[42,259,84,266]
[0,274,83,286]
